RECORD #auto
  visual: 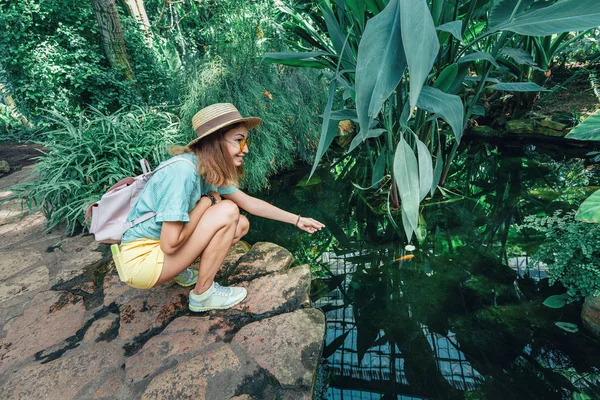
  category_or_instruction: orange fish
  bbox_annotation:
[262,90,273,100]
[395,254,415,262]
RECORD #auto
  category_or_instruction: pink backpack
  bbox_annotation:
[86,158,195,244]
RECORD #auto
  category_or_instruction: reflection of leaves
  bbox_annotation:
[319,211,352,248]
[543,293,568,308]
[322,330,351,359]
[555,321,578,333]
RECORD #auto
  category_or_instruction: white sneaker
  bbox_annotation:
[188,282,247,312]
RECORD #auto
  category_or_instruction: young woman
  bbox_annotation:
[118,103,325,312]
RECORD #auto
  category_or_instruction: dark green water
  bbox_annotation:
[245,141,600,400]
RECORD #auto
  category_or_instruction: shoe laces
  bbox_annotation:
[212,282,232,297]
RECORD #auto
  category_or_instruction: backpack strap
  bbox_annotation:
[129,157,198,229]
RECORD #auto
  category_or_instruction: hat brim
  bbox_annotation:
[187,117,262,149]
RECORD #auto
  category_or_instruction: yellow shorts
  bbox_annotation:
[119,239,164,289]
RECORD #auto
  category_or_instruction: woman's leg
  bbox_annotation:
[155,200,240,287]
[233,215,249,244]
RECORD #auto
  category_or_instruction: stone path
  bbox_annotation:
[0,167,325,399]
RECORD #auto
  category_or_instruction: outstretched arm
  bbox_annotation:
[223,190,325,234]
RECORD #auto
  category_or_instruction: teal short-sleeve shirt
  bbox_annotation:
[121,153,238,243]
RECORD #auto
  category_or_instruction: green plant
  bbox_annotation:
[522,211,600,301]
[7,107,184,233]
[0,0,173,121]
[266,0,600,240]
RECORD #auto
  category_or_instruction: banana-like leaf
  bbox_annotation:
[416,86,464,142]
[436,21,463,41]
[400,0,440,110]
[372,152,386,186]
[494,0,600,36]
[576,188,600,223]
[490,82,547,91]
[401,207,414,242]
[415,137,433,201]
[329,109,358,121]
[348,128,387,153]
[565,109,600,141]
[321,2,356,67]
[458,51,500,68]
[393,135,420,237]
[310,81,337,179]
[262,51,329,68]
[355,0,406,139]
[489,0,534,29]
[433,64,458,92]
[501,48,544,71]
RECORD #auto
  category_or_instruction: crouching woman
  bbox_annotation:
[118,103,324,312]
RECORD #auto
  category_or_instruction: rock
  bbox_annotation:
[141,342,263,400]
[0,160,9,175]
[125,316,234,382]
[103,270,140,307]
[0,342,123,400]
[0,290,85,373]
[84,313,120,343]
[51,235,103,269]
[0,249,43,279]
[93,373,122,399]
[582,295,600,339]
[233,265,311,315]
[217,241,252,280]
[540,118,568,131]
[233,308,325,388]
[533,126,567,137]
[227,242,293,284]
[118,284,189,339]
[0,265,49,303]
[471,125,503,138]
[506,119,534,134]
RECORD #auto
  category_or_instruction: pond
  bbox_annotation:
[245,140,600,400]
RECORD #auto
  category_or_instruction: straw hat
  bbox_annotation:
[188,103,262,148]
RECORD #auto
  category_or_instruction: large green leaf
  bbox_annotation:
[458,51,500,68]
[490,82,547,91]
[393,135,420,238]
[489,0,534,29]
[543,293,568,309]
[436,21,463,41]
[355,0,406,139]
[501,48,543,71]
[400,0,440,110]
[555,321,579,333]
[321,2,356,67]
[576,188,600,223]
[415,137,433,201]
[433,64,458,92]
[494,0,600,36]
[565,109,600,141]
[416,86,464,142]
[310,81,337,179]
[262,51,329,68]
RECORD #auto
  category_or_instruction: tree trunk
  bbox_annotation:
[90,0,135,81]
[121,0,152,44]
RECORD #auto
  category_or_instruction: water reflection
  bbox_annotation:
[247,142,600,399]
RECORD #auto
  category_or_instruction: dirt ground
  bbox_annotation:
[539,66,600,116]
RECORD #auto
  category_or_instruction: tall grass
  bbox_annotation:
[8,107,184,233]
[178,0,327,191]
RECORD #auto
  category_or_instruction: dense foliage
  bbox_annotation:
[523,211,600,301]
[0,0,172,118]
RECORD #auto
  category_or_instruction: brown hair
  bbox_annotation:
[169,123,244,187]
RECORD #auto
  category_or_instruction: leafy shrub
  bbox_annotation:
[522,211,600,301]
[8,107,184,233]
[0,0,173,120]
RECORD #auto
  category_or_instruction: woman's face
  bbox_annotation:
[222,124,249,167]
